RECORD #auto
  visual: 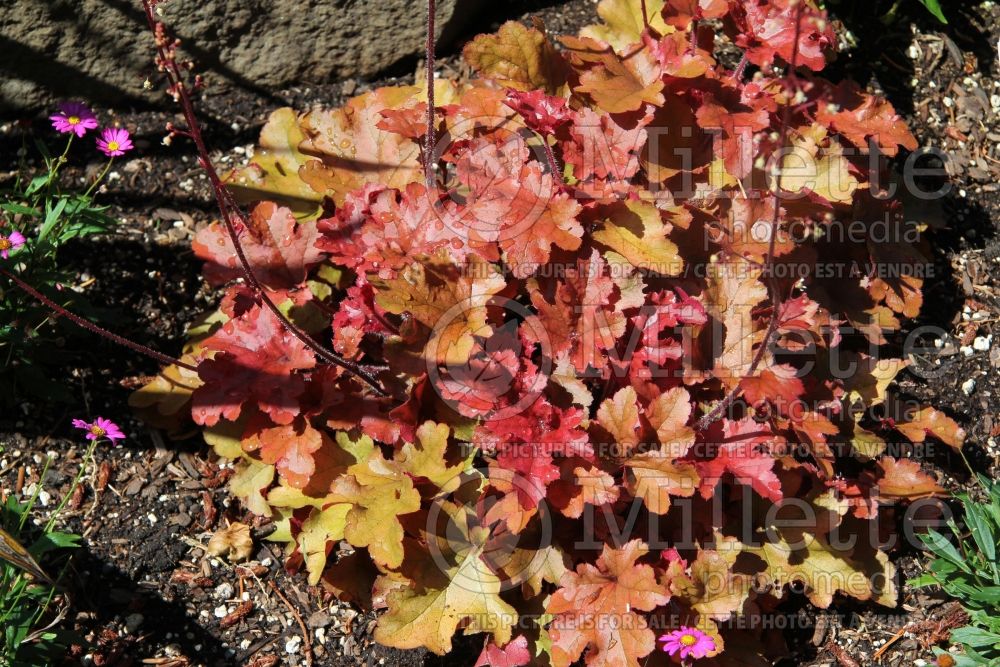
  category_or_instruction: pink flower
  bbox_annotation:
[659,627,716,660]
[0,231,25,259]
[50,102,99,137]
[96,128,134,157]
[72,417,126,444]
[504,89,573,135]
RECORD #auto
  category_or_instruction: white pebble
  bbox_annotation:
[214,583,234,600]
[285,636,302,654]
[213,604,229,618]
[973,336,992,352]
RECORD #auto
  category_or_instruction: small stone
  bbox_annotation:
[973,336,992,352]
[213,583,234,600]
[307,610,332,629]
[962,378,976,396]
[285,636,302,654]
[214,604,229,618]
[124,613,144,634]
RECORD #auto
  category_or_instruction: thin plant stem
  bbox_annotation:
[425,0,437,188]
[140,1,388,396]
[83,158,115,199]
[541,136,563,181]
[45,135,74,190]
[733,53,749,82]
[45,437,98,533]
[639,0,651,32]
[0,268,199,372]
[19,457,52,531]
[696,2,805,431]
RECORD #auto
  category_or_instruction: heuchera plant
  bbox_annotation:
[132,0,968,664]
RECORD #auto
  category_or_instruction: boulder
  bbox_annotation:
[0,0,481,111]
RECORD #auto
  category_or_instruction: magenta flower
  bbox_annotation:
[96,128,133,157]
[659,627,716,660]
[0,231,25,260]
[50,102,99,137]
[72,417,126,444]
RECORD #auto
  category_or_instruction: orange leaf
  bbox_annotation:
[547,540,669,667]
[875,457,944,500]
[895,407,966,452]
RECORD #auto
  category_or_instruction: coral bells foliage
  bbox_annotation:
[136,0,969,664]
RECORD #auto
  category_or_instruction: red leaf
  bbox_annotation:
[242,417,326,489]
[192,202,324,289]
[620,289,706,391]
[316,182,469,279]
[566,107,647,183]
[504,89,573,134]
[697,418,784,502]
[739,364,806,417]
[475,635,531,667]
[547,540,669,667]
[456,136,583,270]
[817,81,917,157]
[530,250,631,373]
[376,104,428,140]
[191,304,315,426]
[873,457,945,500]
[728,0,835,72]
[696,93,769,179]
[664,0,729,28]
[895,407,966,452]
[330,281,393,358]
[478,398,592,513]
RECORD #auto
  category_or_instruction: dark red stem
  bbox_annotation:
[639,0,651,32]
[1,268,199,373]
[541,138,562,181]
[695,2,805,431]
[140,1,387,397]
[425,0,437,188]
[733,53,749,82]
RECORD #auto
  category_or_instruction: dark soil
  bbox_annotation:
[1,0,998,665]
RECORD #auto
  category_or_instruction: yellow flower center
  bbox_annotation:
[107,141,120,151]
[89,425,106,437]
[680,634,697,647]
[68,116,80,125]
[0,239,10,251]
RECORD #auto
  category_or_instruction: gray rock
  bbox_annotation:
[213,582,234,600]
[0,0,482,111]
[124,613,144,634]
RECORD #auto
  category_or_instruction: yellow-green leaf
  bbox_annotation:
[593,200,683,275]
[463,21,567,94]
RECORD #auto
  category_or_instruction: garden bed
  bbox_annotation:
[1,1,998,665]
